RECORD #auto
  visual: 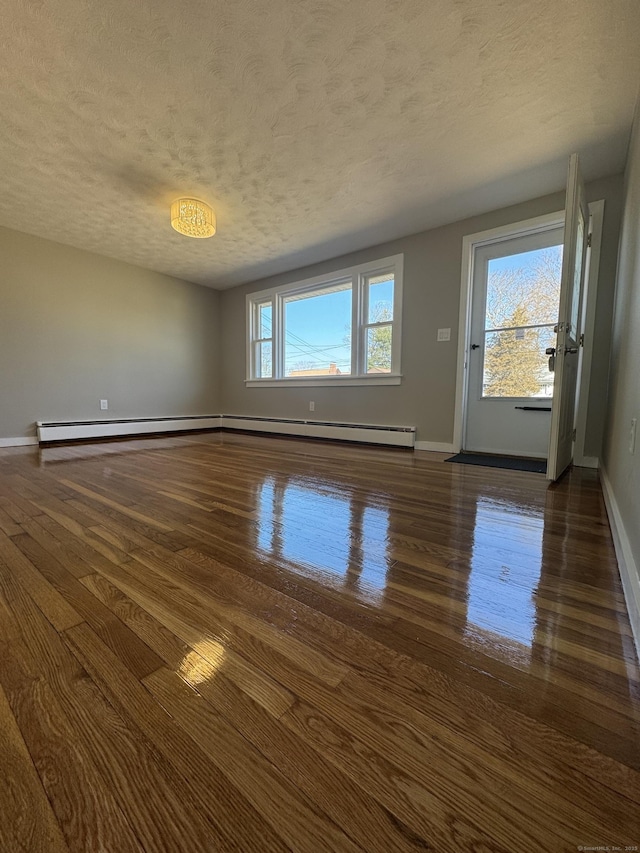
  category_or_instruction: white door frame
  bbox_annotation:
[453,202,604,466]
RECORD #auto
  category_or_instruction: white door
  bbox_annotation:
[547,154,590,481]
[464,226,564,457]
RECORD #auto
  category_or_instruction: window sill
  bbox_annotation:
[245,374,402,388]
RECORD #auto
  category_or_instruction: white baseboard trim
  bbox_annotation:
[600,466,640,662]
[0,437,39,447]
[35,415,416,449]
[575,456,599,469]
[414,441,456,453]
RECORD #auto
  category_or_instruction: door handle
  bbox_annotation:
[470,344,481,350]
[545,346,556,373]
[564,346,578,355]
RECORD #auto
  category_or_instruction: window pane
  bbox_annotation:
[284,285,352,376]
[366,324,392,374]
[486,246,562,330]
[367,273,394,324]
[482,325,555,398]
[255,341,272,378]
[258,302,272,340]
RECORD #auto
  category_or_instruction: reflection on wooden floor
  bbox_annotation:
[0,431,639,852]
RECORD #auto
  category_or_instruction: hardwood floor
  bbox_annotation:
[0,430,638,852]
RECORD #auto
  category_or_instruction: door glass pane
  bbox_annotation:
[366,273,394,324]
[365,324,392,373]
[256,341,272,378]
[483,325,555,398]
[486,246,563,330]
[284,283,352,376]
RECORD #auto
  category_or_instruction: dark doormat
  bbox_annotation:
[446,452,547,474]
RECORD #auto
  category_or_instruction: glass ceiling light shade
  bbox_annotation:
[170,198,216,238]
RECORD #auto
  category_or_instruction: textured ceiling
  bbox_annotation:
[1,0,639,289]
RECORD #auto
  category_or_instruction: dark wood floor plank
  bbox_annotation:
[29,511,131,576]
[79,572,194,669]
[3,591,233,853]
[86,558,329,719]
[152,538,640,768]
[64,491,186,552]
[0,503,22,537]
[80,569,297,718]
[30,495,132,564]
[168,646,431,853]
[143,666,364,853]
[121,548,351,687]
[0,531,83,632]
[0,580,146,853]
[60,478,174,531]
[17,516,101,580]
[0,679,70,853]
[0,432,638,851]
[63,622,303,853]
[10,532,164,680]
[241,573,640,798]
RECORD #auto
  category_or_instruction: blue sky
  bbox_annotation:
[280,277,394,373]
[284,287,353,371]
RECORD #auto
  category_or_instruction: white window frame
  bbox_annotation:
[250,298,274,379]
[246,254,403,387]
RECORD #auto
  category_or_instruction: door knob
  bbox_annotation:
[545,346,556,373]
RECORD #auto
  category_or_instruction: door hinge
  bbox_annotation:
[587,232,592,248]
[579,333,585,347]
[572,427,577,441]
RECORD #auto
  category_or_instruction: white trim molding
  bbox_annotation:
[414,441,456,453]
[454,209,565,453]
[574,456,599,469]
[246,253,404,386]
[454,203,604,462]
[245,374,402,388]
[0,437,39,447]
[574,199,605,468]
[600,466,640,662]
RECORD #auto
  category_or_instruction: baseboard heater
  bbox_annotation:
[37,415,415,448]
[37,416,222,443]
[221,416,415,447]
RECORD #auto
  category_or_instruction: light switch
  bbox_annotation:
[437,328,451,342]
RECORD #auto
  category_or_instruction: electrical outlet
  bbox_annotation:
[630,418,637,455]
[100,399,108,411]
[437,328,451,342]
[309,401,315,412]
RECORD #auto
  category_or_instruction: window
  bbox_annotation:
[251,300,273,378]
[246,255,403,386]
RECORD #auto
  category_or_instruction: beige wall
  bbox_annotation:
[602,94,640,587]
[0,173,624,450]
[0,227,221,439]
[220,175,623,452]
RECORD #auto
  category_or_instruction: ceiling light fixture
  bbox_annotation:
[170,198,216,238]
